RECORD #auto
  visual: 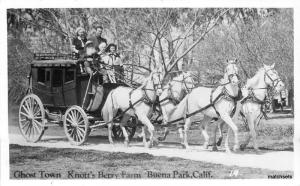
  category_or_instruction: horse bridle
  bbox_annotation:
[264,68,282,90]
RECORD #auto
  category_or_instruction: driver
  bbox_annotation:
[83,40,99,75]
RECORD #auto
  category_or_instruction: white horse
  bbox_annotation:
[159,72,195,125]
[213,63,285,152]
[165,59,240,152]
[101,70,163,148]
[156,72,195,141]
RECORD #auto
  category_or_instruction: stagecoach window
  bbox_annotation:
[46,70,50,81]
[65,68,75,84]
[37,68,45,83]
[53,69,63,87]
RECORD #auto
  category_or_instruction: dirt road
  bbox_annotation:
[9,125,293,172]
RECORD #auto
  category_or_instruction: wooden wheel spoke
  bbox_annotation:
[20,111,30,118]
[28,97,33,111]
[33,119,42,130]
[24,122,32,135]
[33,107,41,117]
[70,128,75,138]
[31,123,36,138]
[77,119,84,126]
[74,130,79,142]
[75,111,81,122]
[34,117,42,121]
[27,123,32,137]
[21,105,30,115]
[25,99,31,113]
[66,118,74,125]
[21,121,30,129]
[71,110,77,123]
[76,128,84,141]
[77,127,85,136]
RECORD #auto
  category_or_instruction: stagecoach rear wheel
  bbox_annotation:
[18,94,45,142]
[63,106,89,145]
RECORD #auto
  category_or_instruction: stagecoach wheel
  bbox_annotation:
[63,106,89,146]
[18,94,45,142]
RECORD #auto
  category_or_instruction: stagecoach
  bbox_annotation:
[18,53,137,145]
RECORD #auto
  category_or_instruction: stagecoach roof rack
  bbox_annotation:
[32,53,78,67]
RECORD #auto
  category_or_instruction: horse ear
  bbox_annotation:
[226,59,229,63]
[263,63,268,69]
[235,58,237,63]
[271,63,275,69]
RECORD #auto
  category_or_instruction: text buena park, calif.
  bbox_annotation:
[13,170,213,179]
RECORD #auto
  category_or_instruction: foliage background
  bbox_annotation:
[7,8,293,103]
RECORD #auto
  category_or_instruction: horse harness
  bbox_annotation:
[162,85,240,127]
[158,74,194,106]
[240,68,283,120]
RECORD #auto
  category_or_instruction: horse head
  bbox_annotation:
[168,71,194,101]
[263,63,285,93]
[224,59,239,85]
[181,72,195,93]
[150,68,164,96]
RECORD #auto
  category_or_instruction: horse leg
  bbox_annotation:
[107,122,114,145]
[224,127,232,153]
[252,114,262,152]
[137,114,155,148]
[217,121,225,146]
[212,120,224,151]
[158,127,169,141]
[141,126,147,147]
[220,113,239,152]
[178,127,185,149]
[200,124,209,149]
[120,114,131,147]
[201,115,215,149]
[183,117,192,149]
[239,114,250,151]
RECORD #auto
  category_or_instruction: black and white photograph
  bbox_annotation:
[1,0,299,184]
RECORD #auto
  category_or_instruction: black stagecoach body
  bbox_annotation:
[18,53,136,145]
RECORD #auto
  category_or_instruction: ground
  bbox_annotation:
[8,105,294,179]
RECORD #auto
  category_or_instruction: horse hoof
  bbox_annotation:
[254,148,262,154]
[157,137,165,141]
[216,138,223,146]
[212,146,218,151]
[153,140,159,147]
[225,149,232,154]
[124,140,129,147]
[147,142,153,148]
[240,144,247,151]
[233,145,239,152]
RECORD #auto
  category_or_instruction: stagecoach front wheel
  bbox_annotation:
[63,106,89,145]
[18,94,45,142]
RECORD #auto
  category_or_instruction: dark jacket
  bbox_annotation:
[72,37,87,51]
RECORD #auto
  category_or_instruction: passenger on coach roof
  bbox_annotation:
[71,27,87,59]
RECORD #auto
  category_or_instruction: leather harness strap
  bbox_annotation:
[240,88,269,120]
